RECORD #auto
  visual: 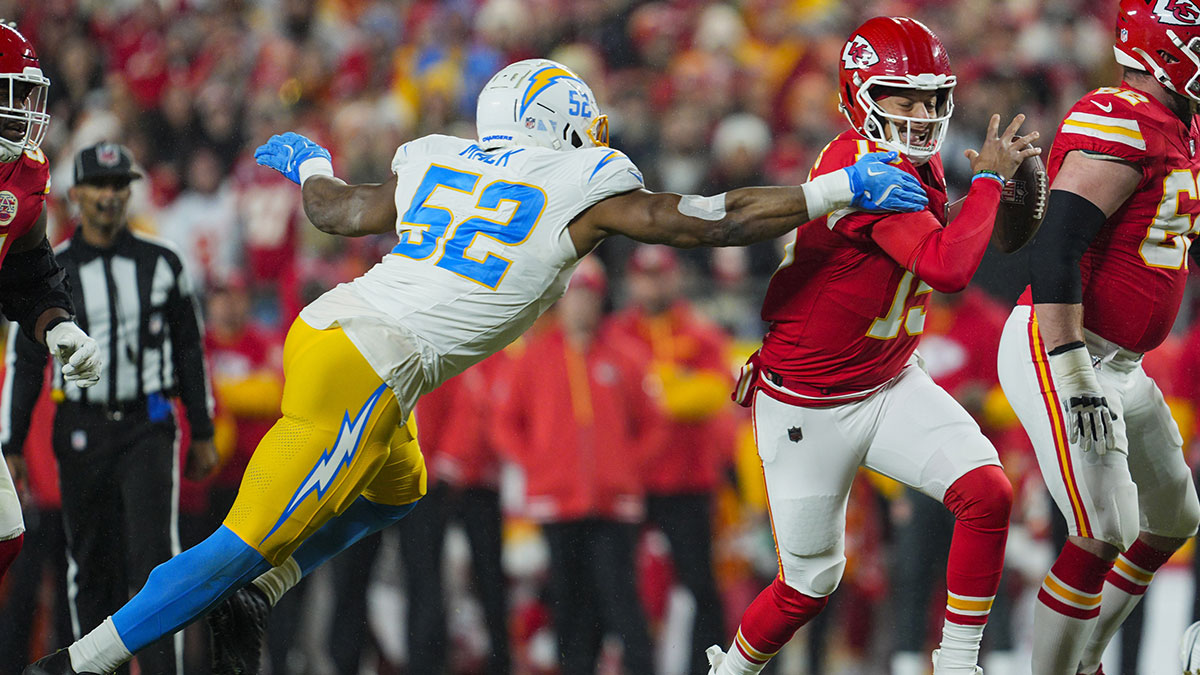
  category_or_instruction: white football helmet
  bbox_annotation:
[476,58,608,151]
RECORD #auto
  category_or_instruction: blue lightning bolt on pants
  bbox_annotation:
[114,320,427,655]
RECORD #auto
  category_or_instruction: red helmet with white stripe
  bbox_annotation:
[837,16,955,162]
[1114,0,1200,103]
[0,23,49,161]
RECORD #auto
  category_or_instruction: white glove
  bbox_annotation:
[46,321,102,388]
[1047,342,1114,454]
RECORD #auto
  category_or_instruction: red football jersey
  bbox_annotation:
[0,147,50,266]
[757,131,949,399]
[1019,83,1200,353]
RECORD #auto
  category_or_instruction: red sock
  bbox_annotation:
[1040,541,1112,619]
[1107,538,1173,596]
[0,532,23,583]
[734,577,827,665]
[942,465,1012,625]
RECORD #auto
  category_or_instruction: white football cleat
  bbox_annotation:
[705,645,728,675]
[932,649,984,675]
[1182,620,1200,674]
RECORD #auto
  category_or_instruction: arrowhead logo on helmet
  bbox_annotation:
[842,35,880,70]
[1153,0,1200,26]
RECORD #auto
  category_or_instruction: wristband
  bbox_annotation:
[802,169,853,219]
[971,170,1005,187]
[298,157,335,186]
[41,315,72,343]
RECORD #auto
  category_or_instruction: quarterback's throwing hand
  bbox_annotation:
[844,151,928,212]
[254,132,333,186]
[47,321,102,388]
[1047,342,1116,454]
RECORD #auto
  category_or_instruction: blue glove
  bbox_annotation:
[254,132,333,185]
[844,151,928,212]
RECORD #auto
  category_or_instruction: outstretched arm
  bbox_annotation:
[300,175,399,237]
[255,132,399,237]
[571,151,928,253]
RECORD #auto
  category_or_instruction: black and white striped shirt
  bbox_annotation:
[1,227,214,452]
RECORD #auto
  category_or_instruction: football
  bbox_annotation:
[991,151,1048,254]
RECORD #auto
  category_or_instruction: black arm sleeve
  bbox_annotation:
[1029,190,1109,304]
[1,321,49,457]
[165,263,214,441]
[0,237,73,341]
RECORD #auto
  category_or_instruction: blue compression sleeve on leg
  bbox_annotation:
[112,525,270,653]
[292,496,418,576]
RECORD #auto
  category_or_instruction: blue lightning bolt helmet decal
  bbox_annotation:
[260,383,389,545]
[519,65,583,118]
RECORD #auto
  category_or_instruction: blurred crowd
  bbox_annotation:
[1,0,1200,673]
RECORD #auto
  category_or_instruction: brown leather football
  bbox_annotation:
[991,152,1048,253]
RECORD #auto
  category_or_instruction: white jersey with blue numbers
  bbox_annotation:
[301,134,644,415]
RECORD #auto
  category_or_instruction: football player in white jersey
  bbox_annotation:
[26,59,929,675]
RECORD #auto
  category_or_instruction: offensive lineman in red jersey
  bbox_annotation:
[996,2,1200,674]
[0,23,102,584]
[707,17,1040,675]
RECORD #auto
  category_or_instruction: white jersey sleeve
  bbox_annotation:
[578,148,645,206]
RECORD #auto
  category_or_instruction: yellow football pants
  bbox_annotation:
[223,319,426,566]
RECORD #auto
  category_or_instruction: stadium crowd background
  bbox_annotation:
[1,0,1198,673]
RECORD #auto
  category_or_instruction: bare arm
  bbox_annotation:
[1032,150,1141,351]
[569,186,818,254]
[300,174,399,237]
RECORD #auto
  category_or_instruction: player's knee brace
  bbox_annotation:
[943,465,1013,530]
[779,552,845,597]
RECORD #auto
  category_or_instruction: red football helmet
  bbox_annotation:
[1114,0,1200,102]
[837,16,955,162]
[0,23,49,161]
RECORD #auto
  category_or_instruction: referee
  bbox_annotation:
[2,142,216,675]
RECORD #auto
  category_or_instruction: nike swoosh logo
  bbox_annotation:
[1092,100,1113,113]
[866,167,886,176]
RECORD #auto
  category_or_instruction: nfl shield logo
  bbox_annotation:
[97,143,122,167]
[0,191,17,227]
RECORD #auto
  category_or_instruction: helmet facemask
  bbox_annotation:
[0,69,49,162]
[851,76,955,163]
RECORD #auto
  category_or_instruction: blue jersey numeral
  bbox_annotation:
[392,165,546,289]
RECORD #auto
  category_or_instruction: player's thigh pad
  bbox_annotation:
[224,319,408,565]
[0,448,23,539]
[1122,366,1200,539]
[752,390,869,597]
[997,306,1139,549]
[361,413,426,507]
[865,366,1000,502]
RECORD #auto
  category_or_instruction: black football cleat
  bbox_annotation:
[24,649,99,675]
[208,584,271,675]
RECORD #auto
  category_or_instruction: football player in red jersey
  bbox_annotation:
[708,17,1040,675]
[995,2,1200,674]
[0,23,101,585]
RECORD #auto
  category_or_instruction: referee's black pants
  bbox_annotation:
[54,404,180,675]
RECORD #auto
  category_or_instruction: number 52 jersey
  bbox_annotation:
[300,134,643,412]
[1018,84,1200,353]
